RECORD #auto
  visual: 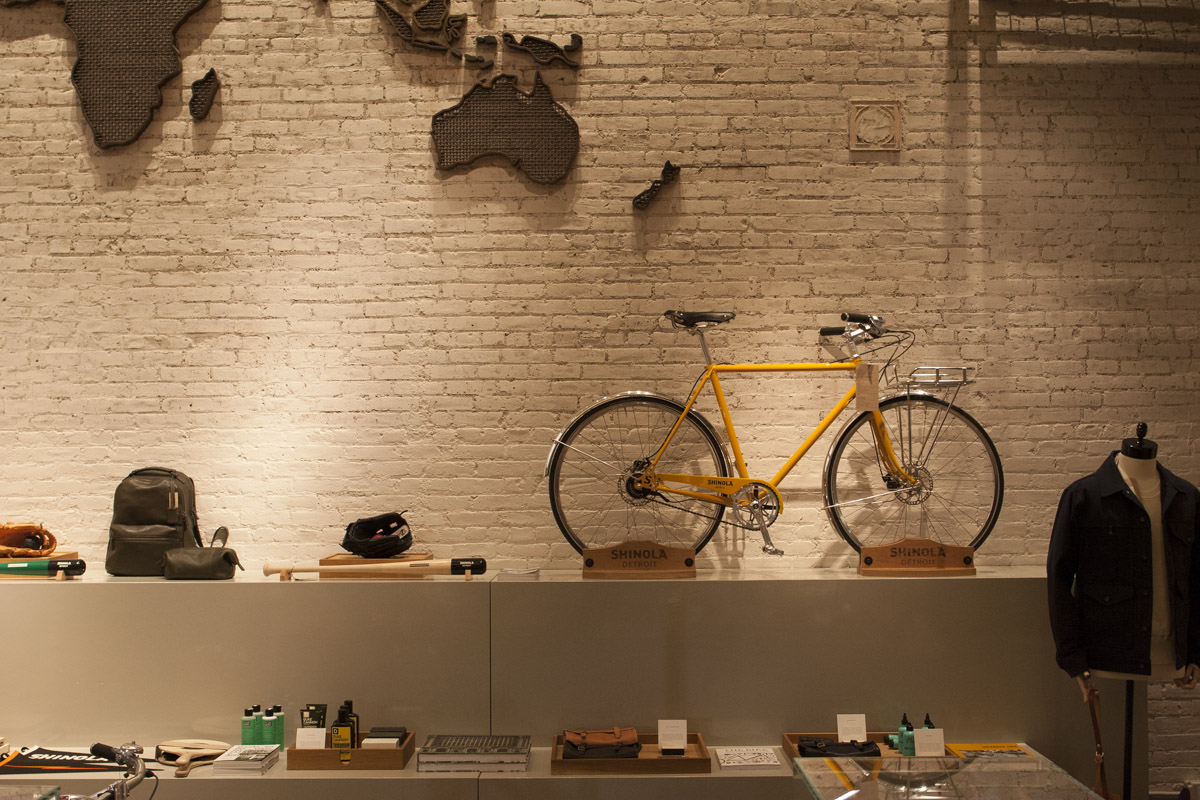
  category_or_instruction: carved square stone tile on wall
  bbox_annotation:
[849,100,901,152]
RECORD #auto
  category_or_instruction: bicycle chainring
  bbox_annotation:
[730,481,782,529]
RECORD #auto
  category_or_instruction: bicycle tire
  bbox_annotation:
[548,395,730,553]
[822,394,1003,552]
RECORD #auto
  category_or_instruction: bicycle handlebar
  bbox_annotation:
[821,313,887,340]
[90,743,119,761]
[59,743,147,800]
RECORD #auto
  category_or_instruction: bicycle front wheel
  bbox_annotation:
[548,395,729,553]
[823,395,1003,552]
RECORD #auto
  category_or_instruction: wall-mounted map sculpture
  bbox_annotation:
[633,161,681,210]
[189,68,219,120]
[64,0,211,148]
[376,0,491,69]
[500,32,582,69]
[431,74,580,185]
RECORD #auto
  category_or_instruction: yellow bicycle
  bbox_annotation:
[546,311,1003,555]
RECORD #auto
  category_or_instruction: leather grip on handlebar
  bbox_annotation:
[91,742,118,761]
[841,312,872,324]
[819,327,845,336]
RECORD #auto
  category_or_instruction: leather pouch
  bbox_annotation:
[163,547,244,580]
[794,737,881,758]
[562,727,641,759]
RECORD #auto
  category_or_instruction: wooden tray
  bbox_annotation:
[783,732,953,760]
[316,552,434,580]
[550,732,710,775]
[287,731,414,770]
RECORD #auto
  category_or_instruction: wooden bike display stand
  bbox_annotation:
[582,540,697,580]
[857,537,976,577]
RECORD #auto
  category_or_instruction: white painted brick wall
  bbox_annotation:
[2,0,1199,789]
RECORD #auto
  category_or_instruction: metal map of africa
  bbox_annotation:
[63,0,210,149]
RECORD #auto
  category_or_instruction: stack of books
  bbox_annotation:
[212,744,281,775]
[416,734,531,773]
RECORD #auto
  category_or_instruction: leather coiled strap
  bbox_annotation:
[1087,687,1112,799]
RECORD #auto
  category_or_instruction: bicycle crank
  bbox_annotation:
[730,481,784,556]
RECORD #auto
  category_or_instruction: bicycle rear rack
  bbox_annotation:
[901,366,972,388]
[878,365,973,406]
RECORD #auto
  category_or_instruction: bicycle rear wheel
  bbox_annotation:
[822,395,1003,552]
[548,395,729,553]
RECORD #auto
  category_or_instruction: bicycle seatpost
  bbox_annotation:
[692,327,715,365]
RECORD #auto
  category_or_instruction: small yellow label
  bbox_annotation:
[331,725,354,762]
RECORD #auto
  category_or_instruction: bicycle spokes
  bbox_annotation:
[824,395,1003,552]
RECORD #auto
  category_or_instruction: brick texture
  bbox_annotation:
[2,0,1198,788]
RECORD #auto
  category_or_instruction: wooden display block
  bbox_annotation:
[316,552,434,580]
[783,732,953,760]
[287,731,415,770]
[550,732,710,774]
[0,551,79,562]
[858,537,975,577]
[581,541,697,580]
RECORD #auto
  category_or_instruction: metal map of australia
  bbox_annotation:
[431,74,579,185]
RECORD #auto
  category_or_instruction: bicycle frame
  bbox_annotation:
[635,358,913,508]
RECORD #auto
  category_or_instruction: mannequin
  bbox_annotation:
[1048,424,1200,700]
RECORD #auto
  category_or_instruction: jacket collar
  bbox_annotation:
[1097,450,1186,511]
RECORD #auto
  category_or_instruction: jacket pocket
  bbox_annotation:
[1078,581,1137,645]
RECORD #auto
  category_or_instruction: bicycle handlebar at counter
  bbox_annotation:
[58,743,148,800]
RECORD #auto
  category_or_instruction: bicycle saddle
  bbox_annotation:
[664,310,736,328]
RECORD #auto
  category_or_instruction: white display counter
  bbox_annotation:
[0,567,1143,799]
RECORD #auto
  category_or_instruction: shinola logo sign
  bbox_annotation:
[611,547,667,561]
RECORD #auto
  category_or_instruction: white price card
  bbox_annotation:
[836,714,868,743]
[294,728,325,750]
[658,719,687,755]
[913,728,945,757]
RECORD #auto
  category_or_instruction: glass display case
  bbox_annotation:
[0,788,59,800]
[795,750,1104,800]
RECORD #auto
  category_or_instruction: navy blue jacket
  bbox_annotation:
[1047,452,1200,677]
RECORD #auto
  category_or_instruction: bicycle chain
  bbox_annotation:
[644,494,766,532]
